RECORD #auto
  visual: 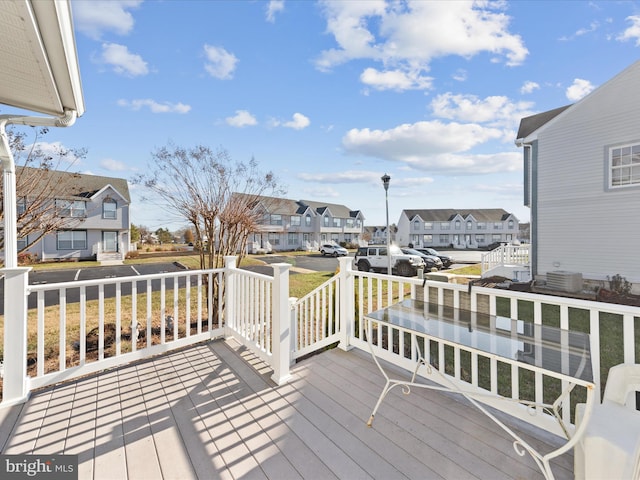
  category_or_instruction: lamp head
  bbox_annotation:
[381,173,391,191]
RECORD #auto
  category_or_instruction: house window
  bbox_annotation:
[17,197,26,215]
[422,234,432,244]
[440,222,450,230]
[346,218,354,228]
[331,234,340,242]
[610,143,640,187]
[494,222,503,229]
[323,216,329,226]
[268,233,280,245]
[56,199,86,218]
[305,215,312,226]
[477,222,486,230]
[492,234,502,242]
[291,215,301,226]
[454,220,461,230]
[466,221,472,229]
[103,198,117,219]
[424,222,433,230]
[333,217,341,227]
[413,220,420,231]
[439,234,449,243]
[270,214,282,225]
[288,232,298,245]
[57,230,87,250]
[17,235,28,251]
[344,234,352,243]
[508,220,514,229]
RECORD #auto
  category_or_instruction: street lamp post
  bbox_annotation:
[381,173,391,275]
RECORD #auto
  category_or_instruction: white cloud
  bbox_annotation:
[226,110,258,127]
[100,43,149,76]
[73,0,142,40]
[283,113,310,130]
[315,0,528,90]
[429,93,534,137]
[266,0,285,23]
[34,142,82,165]
[204,45,238,79]
[360,67,433,91]
[341,120,522,174]
[617,15,640,46]
[520,81,540,94]
[100,158,129,171]
[117,99,191,113]
[297,170,383,183]
[452,69,467,82]
[566,78,596,101]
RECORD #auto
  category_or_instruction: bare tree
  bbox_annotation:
[133,143,284,270]
[0,126,87,254]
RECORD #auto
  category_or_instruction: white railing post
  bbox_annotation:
[2,266,31,405]
[337,256,354,351]
[223,256,237,338]
[271,263,292,385]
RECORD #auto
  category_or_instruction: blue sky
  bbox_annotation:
[7,0,640,230]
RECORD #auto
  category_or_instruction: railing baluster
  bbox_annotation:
[59,288,66,371]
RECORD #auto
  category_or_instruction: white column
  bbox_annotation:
[271,263,292,385]
[338,256,354,351]
[2,267,31,405]
[223,256,237,338]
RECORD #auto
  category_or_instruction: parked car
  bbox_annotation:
[319,243,348,257]
[401,247,442,271]
[485,241,505,251]
[354,245,425,277]
[413,247,453,268]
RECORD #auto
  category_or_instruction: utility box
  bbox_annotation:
[546,271,583,293]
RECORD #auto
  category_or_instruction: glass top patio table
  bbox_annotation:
[365,298,593,384]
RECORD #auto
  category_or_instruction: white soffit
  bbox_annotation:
[0,0,84,116]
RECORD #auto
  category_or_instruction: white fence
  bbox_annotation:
[2,256,639,438]
[481,243,530,273]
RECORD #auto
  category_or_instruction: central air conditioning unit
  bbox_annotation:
[546,271,583,293]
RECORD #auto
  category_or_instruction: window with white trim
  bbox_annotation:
[17,197,27,215]
[270,214,282,225]
[103,198,117,219]
[288,232,298,245]
[413,220,420,231]
[440,222,450,230]
[610,143,640,187]
[424,222,433,230]
[291,215,301,226]
[305,214,312,226]
[56,200,86,218]
[423,234,432,244]
[323,216,329,226]
[333,217,341,227]
[57,231,87,250]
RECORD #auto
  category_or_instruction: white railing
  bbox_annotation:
[2,254,639,439]
[25,268,225,391]
[481,243,530,273]
[291,274,341,360]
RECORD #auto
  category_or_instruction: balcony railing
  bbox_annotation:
[2,256,638,440]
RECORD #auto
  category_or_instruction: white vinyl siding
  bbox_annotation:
[533,62,640,282]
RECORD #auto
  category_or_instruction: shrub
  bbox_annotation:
[17,252,38,265]
[607,274,632,296]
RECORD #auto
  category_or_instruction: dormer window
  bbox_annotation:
[103,198,117,219]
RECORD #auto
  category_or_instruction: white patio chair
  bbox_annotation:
[574,363,640,480]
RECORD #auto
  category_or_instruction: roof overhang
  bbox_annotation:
[0,0,84,117]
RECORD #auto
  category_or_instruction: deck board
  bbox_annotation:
[0,339,574,479]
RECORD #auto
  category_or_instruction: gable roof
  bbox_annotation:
[403,208,514,223]
[17,166,130,202]
[516,105,572,141]
[300,199,363,219]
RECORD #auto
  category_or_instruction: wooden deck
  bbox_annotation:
[0,339,573,479]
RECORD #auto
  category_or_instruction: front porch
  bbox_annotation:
[0,339,572,479]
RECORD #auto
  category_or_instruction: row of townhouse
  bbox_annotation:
[246,195,365,252]
[15,167,131,263]
[396,208,520,249]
